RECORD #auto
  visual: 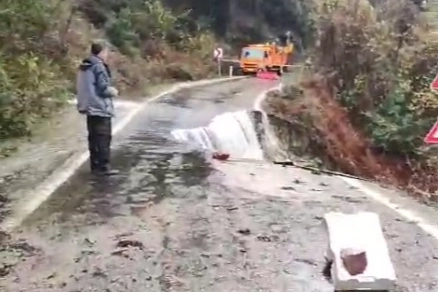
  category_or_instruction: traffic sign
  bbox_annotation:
[424,121,438,144]
[431,74,438,91]
[213,47,223,60]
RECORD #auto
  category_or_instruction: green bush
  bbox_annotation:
[366,81,429,156]
[80,0,213,58]
[0,0,71,140]
[0,53,70,138]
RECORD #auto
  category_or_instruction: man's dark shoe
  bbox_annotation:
[102,169,120,176]
[92,167,119,176]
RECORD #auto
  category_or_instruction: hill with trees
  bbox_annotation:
[0,0,312,142]
[265,0,438,201]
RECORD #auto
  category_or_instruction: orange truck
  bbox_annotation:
[239,41,294,75]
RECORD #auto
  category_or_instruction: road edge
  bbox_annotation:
[0,76,246,232]
[340,177,438,239]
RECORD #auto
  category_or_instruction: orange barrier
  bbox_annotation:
[256,71,279,80]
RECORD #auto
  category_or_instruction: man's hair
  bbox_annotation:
[90,41,107,55]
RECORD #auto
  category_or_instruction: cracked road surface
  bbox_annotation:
[0,78,437,292]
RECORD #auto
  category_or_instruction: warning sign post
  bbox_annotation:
[431,74,438,91]
[213,47,223,76]
[424,121,438,144]
[423,74,438,144]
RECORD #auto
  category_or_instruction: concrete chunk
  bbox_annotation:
[324,212,396,291]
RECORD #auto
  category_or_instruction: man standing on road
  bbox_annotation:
[76,41,119,176]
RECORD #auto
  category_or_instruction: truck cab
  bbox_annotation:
[240,45,268,74]
[239,42,294,75]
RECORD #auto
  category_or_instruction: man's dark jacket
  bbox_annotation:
[76,55,115,117]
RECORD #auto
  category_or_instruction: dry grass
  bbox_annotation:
[64,19,216,97]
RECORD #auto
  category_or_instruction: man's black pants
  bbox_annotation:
[87,116,112,171]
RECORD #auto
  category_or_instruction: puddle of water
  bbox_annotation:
[23,94,285,227]
[22,102,216,226]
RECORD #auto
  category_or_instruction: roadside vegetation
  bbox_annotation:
[0,0,314,147]
[266,0,438,200]
[0,0,217,142]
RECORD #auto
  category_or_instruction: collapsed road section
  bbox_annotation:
[0,77,437,292]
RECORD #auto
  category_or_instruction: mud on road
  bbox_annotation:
[0,78,437,292]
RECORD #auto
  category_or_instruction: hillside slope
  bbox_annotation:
[265,0,438,200]
[0,0,313,146]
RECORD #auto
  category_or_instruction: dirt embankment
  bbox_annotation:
[264,75,437,204]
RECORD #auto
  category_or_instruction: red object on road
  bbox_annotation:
[424,121,438,144]
[212,152,230,161]
[256,71,279,80]
[431,74,438,91]
[341,248,368,276]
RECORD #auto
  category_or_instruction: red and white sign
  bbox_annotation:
[213,47,223,60]
[424,121,438,144]
[431,74,438,91]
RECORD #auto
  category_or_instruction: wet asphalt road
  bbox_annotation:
[0,98,138,223]
[0,78,437,292]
